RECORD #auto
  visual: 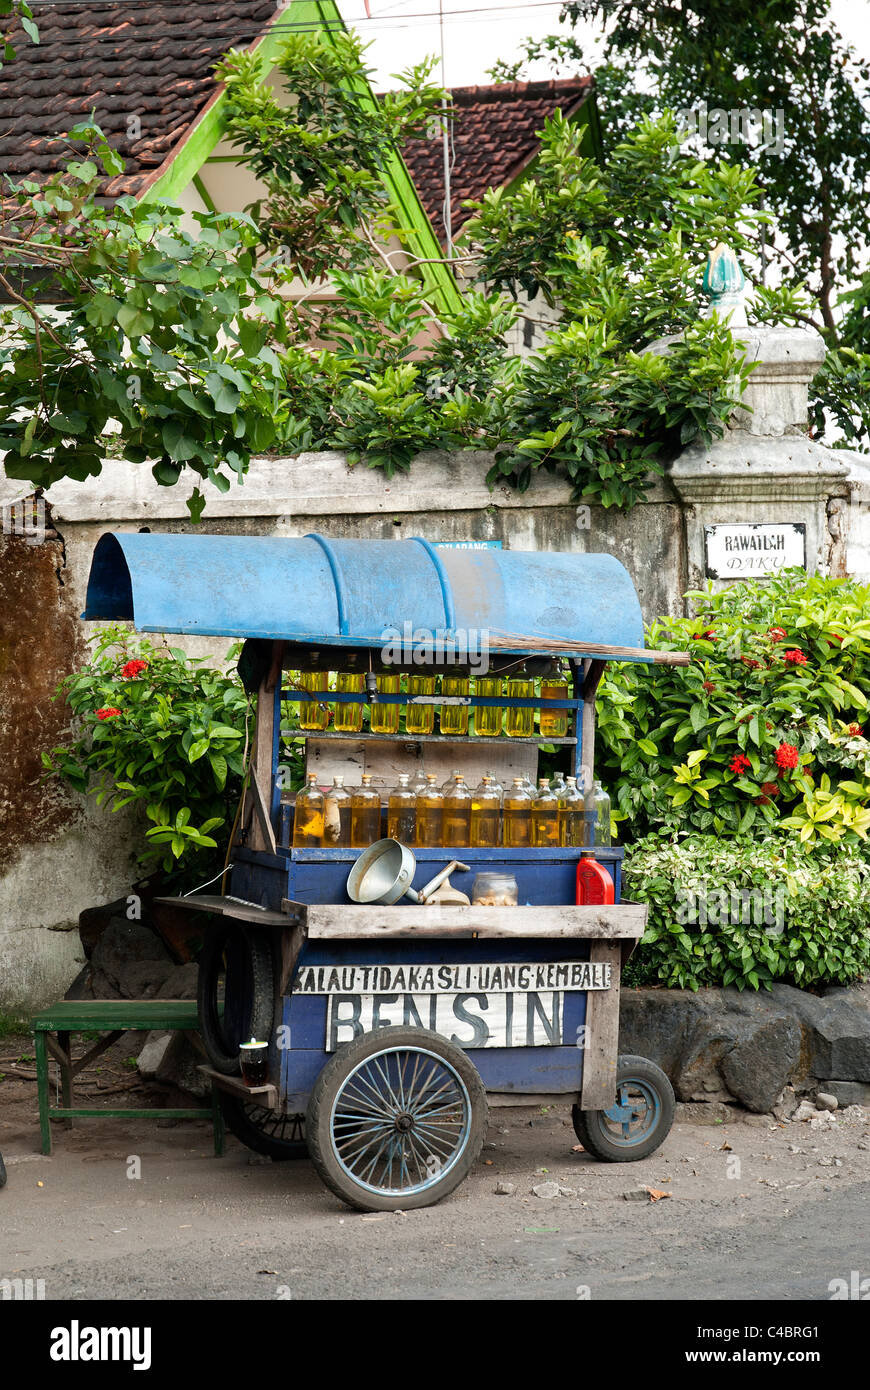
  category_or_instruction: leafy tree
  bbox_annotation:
[492,0,870,450]
[217,36,764,502]
[0,30,799,506]
[0,125,288,515]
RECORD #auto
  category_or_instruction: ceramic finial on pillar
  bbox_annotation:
[702,241,749,327]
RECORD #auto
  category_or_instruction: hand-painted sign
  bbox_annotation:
[705,522,806,578]
[293,960,611,1052]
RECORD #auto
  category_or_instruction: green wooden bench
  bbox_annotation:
[31,999,225,1157]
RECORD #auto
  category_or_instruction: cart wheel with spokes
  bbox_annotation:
[306,1027,488,1212]
[219,1096,307,1160]
[572,1054,674,1162]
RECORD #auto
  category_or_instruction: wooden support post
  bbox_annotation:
[248,643,280,855]
[579,939,622,1112]
[580,658,606,790]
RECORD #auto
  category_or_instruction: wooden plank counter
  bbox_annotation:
[303,903,647,940]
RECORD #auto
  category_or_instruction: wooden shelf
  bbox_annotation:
[198,1067,277,1109]
[295,730,577,746]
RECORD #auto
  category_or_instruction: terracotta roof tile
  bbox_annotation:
[0,1,278,199]
[401,77,594,246]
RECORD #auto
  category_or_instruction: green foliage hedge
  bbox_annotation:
[599,569,870,844]
[622,834,870,991]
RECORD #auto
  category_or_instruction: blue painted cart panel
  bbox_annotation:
[278,938,595,1109]
[230,844,623,909]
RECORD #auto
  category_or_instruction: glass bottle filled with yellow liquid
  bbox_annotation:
[293,772,325,847]
[334,671,364,734]
[370,673,400,735]
[474,675,504,736]
[503,776,532,848]
[539,660,571,738]
[415,773,443,847]
[558,775,586,847]
[350,773,381,848]
[298,670,330,732]
[322,775,352,847]
[440,674,470,735]
[387,773,417,844]
[506,668,535,738]
[470,775,500,848]
[531,777,560,847]
[442,773,472,848]
[406,673,435,735]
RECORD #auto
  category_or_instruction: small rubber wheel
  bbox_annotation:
[572,1054,675,1162]
[307,1027,488,1212]
[197,924,275,1075]
[219,1096,307,1160]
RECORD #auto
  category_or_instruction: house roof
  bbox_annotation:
[401,77,595,245]
[0,0,279,200]
[0,0,462,313]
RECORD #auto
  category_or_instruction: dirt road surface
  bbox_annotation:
[2,1059,868,1301]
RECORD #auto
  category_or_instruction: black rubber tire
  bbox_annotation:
[307,1026,488,1212]
[219,1096,307,1160]
[197,924,275,1075]
[0,1150,6,1188]
[572,1054,675,1162]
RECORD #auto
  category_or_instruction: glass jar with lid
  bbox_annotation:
[471,873,518,906]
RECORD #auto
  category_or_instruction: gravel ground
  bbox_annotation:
[1,1038,868,1301]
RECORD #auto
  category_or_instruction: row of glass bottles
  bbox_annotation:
[293,662,572,738]
[292,770,611,850]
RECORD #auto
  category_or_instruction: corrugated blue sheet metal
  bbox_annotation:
[83,532,646,658]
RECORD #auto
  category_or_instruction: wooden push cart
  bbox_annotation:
[83,534,689,1211]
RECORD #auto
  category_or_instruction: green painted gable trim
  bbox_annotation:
[142,0,460,313]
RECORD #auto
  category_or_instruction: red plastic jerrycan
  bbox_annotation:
[576,855,614,905]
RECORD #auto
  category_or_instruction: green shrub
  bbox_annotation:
[44,626,252,873]
[598,569,870,841]
[623,833,870,991]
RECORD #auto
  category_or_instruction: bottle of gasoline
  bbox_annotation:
[322,775,351,847]
[503,777,532,848]
[539,660,570,738]
[415,773,443,847]
[350,773,381,848]
[293,772,325,847]
[531,777,560,847]
[387,773,417,844]
[442,773,472,848]
[557,775,585,847]
[470,775,500,848]
[506,666,535,738]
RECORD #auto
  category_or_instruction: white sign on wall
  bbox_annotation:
[705,523,806,579]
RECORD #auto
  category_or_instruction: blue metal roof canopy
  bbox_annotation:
[83,532,652,661]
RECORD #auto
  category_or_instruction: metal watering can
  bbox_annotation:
[346,838,470,906]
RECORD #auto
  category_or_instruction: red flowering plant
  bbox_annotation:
[596,569,870,840]
[42,625,271,875]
